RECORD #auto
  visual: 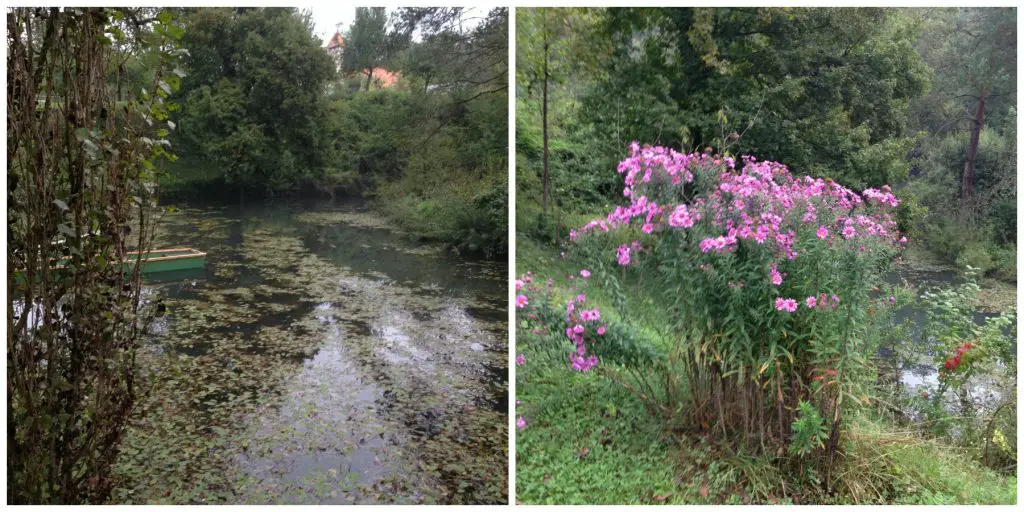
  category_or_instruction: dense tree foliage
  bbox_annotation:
[150,7,506,256]
[517,7,1015,276]
[169,8,336,197]
[903,8,1016,278]
[342,7,388,90]
[333,7,509,256]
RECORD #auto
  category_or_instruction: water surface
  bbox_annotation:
[112,199,508,504]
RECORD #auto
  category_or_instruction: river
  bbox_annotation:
[111,199,508,504]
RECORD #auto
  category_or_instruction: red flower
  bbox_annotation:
[944,360,956,371]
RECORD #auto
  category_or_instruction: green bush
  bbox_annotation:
[956,244,995,274]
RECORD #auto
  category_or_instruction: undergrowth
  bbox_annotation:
[515,237,1016,505]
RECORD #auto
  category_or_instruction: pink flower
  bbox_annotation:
[617,244,631,266]
[515,295,528,309]
[642,223,654,234]
[517,416,526,430]
[805,296,817,308]
[515,279,524,290]
[668,204,698,228]
[842,226,856,239]
[775,297,798,312]
[769,264,783,286]
[816,226,829,239]
[580,269,591,278]
[515,354,525,366]
[597,327,606,335]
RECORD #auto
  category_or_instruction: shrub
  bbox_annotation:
[7,8,182,503]
[956,245,994,275]
[519,143,906,477]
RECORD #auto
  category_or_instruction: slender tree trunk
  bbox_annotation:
[365,66,375,91]
[541,38,550,216]
[962,87,987,201]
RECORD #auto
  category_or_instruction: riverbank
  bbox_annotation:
[896,245,1016,313]
[158,170,508,260]
[514,236,1016,505]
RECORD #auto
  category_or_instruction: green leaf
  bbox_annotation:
[167,23,184,40]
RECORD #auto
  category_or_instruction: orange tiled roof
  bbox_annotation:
[365,67,400,88]
[326,31,344,50]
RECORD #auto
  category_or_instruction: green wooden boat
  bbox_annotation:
[13,247,206,284]
[125,247,207,274]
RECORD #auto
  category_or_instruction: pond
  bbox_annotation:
[111,199,508,504]
[880,253,1014,416]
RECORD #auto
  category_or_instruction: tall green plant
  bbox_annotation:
[7,8,183,503]
[520,143,905,482]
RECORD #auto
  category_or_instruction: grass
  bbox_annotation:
[515,365,683,504]
[515,235,1017,505]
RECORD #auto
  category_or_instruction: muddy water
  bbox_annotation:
[111,200,508,504]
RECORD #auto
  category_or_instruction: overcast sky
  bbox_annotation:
[304,6,486,47]
[305,5,359,46]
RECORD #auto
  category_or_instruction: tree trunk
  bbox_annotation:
[364,67,375,91]
[542,38,550,216]
[962,87,987,201]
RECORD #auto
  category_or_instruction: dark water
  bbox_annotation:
[112,199,508,504]
[880,265,1012,410]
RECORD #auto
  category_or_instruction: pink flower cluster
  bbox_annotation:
[615,241,643,266]
[668,204,700,228]
[862,186,900,208]
[774,297,798,312]
[617,141,733,198]
[564,285,606,372]
[775,293,841,313]
[574,145,902,268]
[569,144,905,318]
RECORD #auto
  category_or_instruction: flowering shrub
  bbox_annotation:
[522,143,908,461]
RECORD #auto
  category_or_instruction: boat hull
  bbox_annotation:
[12,247,206,285]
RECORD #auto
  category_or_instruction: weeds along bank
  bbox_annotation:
[514,144,1016,504]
